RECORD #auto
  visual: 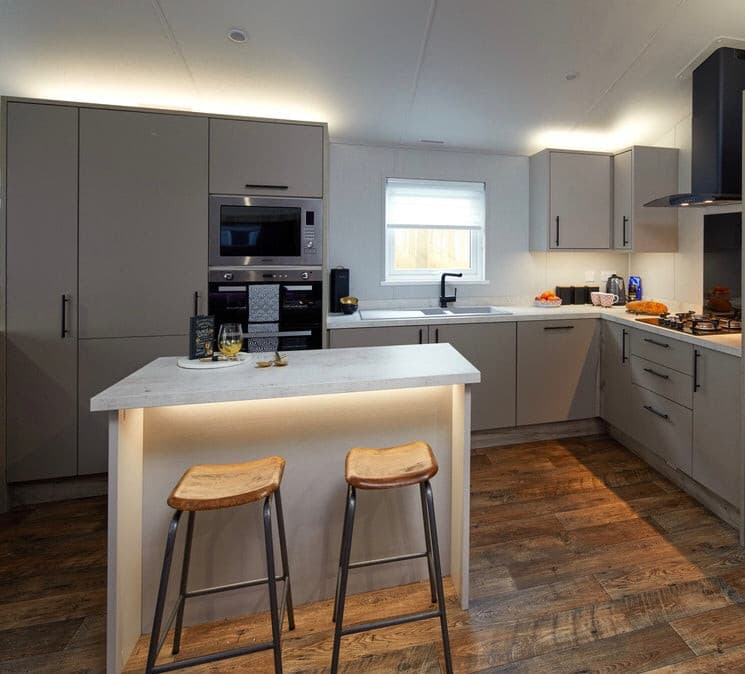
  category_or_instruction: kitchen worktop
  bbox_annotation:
[328,305,742,357]
[90,342,481,411]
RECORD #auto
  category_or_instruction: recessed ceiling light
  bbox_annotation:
[565,71,579,81]
[227,28,248,44]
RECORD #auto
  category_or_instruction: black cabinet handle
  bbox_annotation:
[60,294,70,338]
[693,350,701,392]
[621,328,628,363]
[193,291,199,316]
[544,325,574,330]
[244,183,289,190]
[643,404,669,420]
[643,367,669,380]
[418,328,423,344]
[622,215,629,247]
[643,337,670,349]
[555,215,560,247]
[435,328,439,343]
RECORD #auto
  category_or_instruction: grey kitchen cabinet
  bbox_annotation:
[630,329,693,375]
[613,146,678,251]
[78,108,208,339]
[691,347,741,505]
[530,150,612,250]
[77,335,187,475]
[5,102,79,482]
[209,119,324,198]
[600,321,635,437]
[328,325,424,348]
[329,322,517,430]
[516,319,600,425]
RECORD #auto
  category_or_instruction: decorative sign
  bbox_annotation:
[189,315,215,360]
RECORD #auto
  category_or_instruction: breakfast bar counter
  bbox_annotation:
[92,344,480,673]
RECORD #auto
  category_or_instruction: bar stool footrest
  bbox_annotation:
[185,575,288,599]
[151,639,277,673]
[341,608,442,637]
[348,550,428,570]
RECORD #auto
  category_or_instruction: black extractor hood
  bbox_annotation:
[646,47,745,207]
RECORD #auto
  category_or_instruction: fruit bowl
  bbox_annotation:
[534,298,563,308]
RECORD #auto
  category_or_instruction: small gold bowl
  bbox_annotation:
[340,296,359,315]
[255,360,274,368]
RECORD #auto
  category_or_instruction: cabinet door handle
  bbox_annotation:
[643,404,669,420]
[418,328,423,344]
[555,215,560,247]
[643,337,670,349]
[693,350,701,392]
[435,328,439,343]
[621,328,628,363]
[622,215,629,247]
[193,291,200,316]
[544,325,574,331]
[244,183,289,190]
[643,367,669,380]
[60,294,71,338]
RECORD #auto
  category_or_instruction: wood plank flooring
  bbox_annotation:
[4,435,745,672]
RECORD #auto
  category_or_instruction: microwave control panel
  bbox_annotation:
[303,209,321,261]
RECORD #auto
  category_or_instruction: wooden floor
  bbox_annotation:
[4,435,745,672]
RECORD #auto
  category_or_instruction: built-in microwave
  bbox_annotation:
[209,195,323,267]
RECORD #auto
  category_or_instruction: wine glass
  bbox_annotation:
[217,323,243,360]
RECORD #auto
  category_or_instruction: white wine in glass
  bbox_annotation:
[218,323,243,359]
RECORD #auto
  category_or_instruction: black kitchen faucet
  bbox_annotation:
[439,273,463,308]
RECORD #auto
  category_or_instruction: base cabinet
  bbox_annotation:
[692,348,741,505]
[600,322,633,436]
[327,325,424,348]
[516,319,599,425]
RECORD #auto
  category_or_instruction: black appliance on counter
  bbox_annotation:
[208,268,322,351]
[329,267,350,313]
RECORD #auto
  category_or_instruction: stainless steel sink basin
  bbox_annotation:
[447,306,512,315]
[357,306,513,320]
[420,308,448,315]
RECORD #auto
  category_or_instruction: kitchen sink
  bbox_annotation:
[448,306,512,315]
[420,308,448,315]
[358,306,513,320]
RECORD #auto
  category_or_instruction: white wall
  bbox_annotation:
[329,142,628,307]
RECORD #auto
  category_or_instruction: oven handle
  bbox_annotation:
[244,183,289,190]
[245,330,313,338]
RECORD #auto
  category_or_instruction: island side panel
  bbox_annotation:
[107,408,144,674]
[450,384,471,610]
[139,385,454,631]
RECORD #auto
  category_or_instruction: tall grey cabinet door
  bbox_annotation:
[77,335,187,474]
[612,150,632,249]
[516,319,600,425]
[78,109,208,338]
[692,348,741,505]
[5,103,78,481]
[600,322,634,435]
[433,322,516,430]
[549,152,611,249]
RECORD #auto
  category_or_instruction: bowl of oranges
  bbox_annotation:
[534,290,562,307]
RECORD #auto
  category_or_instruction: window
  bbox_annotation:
[384,178,485,284]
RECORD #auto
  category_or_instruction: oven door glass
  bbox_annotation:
[219,205,302,257]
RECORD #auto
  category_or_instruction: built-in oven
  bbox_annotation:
[208,269,322,352]
[209,195,323,268]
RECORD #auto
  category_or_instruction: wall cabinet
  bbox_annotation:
[692,348,741,505]
[209,119,324,197]
[612,146,678,251]
[5,103,79,482]
[530,150,612,250]
[78,109,208,338]
[600,321,634,437]
[329,322,517,430]
[516,319,600,425]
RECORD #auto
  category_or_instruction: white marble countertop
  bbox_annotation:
[90,343,481,412]
[327,305,742,357]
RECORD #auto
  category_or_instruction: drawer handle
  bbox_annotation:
[643,338,670,349]
[244,183,289,190]
[643,367,669,380]
[544,325,574,331]
[693,350,701,392]
[643,404,669,420]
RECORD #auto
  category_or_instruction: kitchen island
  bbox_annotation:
[91,343,480,674]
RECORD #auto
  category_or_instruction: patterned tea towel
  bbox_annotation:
[248,284,280,322]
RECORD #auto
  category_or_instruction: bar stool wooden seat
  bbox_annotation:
[331,441,453,674]
[146,456,294,674]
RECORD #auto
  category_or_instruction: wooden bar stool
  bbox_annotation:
[145,456,295,674]
[330,441,453,674]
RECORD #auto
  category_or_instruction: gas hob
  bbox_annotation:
[635,312,741,336]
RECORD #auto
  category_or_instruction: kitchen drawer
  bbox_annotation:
[632,384,692,475]
[630,330,693,374]
[630,355,693,409]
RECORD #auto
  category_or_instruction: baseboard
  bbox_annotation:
[471,417,606,450]
[8,473,107,509]
[608,425,740,530]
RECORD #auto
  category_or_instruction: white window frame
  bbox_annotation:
[383,177,487,285]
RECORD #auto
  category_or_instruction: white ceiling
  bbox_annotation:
[1,0,745,154]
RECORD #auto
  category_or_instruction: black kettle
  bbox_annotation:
[606,274,627,305]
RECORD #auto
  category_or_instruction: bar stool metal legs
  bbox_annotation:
[145,488,294,674]
[330,480,453,674]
